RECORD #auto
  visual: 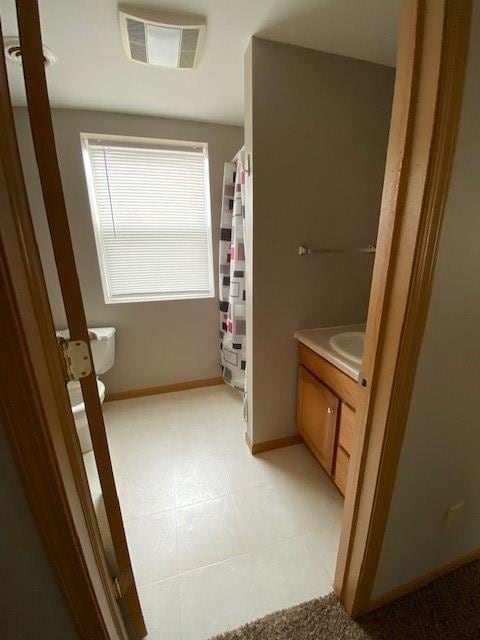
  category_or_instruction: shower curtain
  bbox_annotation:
[219,150,247,391]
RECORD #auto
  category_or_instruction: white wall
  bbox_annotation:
[373,2,480,598]
[0,424,79,639]
[244,38,394,444]
[14,108,243,393]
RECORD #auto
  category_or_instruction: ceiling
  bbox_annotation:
[1,0,401,126]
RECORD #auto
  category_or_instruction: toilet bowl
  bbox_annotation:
[67,378,105,453]
[57,327,116,453]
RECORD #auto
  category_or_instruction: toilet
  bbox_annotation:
[56,327,116,453]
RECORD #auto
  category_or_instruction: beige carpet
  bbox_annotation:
[212,561,480,639]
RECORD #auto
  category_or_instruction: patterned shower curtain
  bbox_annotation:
[219,151,247,390]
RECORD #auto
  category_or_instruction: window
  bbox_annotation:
[81,133,214,303]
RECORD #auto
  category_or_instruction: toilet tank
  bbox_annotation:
[56,326,116,375]
[89,327,116,375]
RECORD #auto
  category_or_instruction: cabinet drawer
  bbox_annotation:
[297,365,339,474]
[338,403,356,455]
[334,446,350,496]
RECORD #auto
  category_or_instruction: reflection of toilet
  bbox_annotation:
[56,327,116,453]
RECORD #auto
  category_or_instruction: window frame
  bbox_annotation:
[80,132,215,304]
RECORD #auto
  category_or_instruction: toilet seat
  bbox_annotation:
[67,378,105,415]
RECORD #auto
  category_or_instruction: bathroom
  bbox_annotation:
[4,1,398,638]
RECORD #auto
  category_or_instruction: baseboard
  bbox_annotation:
[366,547,480,613]
[105,377,224,402]
[245,432,304,454]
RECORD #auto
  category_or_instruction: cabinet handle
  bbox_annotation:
[327,407,335,414]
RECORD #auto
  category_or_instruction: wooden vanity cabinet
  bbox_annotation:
[297,344,359,496]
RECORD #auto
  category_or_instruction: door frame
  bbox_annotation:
[335,0,472,616]
[0,18,128,640]
[0,1,472,638]
[1,1,145,638]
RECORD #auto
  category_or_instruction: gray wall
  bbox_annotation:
[373,2,480,598]
[0,424,79,639]
[14,108,243,393]
[245,38,394,444]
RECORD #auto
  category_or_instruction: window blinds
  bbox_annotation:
[82,135,214,303]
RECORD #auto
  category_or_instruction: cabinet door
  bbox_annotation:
[297,365,339,473]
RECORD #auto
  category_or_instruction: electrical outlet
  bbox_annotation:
[443,500,465,529]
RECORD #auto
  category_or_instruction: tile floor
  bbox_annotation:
[102,385,343,640]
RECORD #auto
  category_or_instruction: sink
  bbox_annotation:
[329,331,364,364]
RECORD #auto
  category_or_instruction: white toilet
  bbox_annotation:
[56,327,116,453]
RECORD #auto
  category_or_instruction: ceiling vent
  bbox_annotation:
[118,6,206,69]
[3,36,57,67]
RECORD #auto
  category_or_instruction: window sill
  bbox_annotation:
[103,292,215,304]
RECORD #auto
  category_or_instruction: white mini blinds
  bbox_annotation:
[81,134,214,304]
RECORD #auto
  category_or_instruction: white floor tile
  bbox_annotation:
[174,455,230,508]
[262,444,340,494]
[222,447,275,492]
[119,473,175,521]
[104,386,343,639]
[103,399,175,440]
[232,484,305,550]
[106,412,176,488]
[172,424,222,465]
[316,523,342,581]
[251,532,332,616]
[209,419,247,453]
[178,532,333,640]
[264,445,344,531]
[276,477,344,533]
[125,510,177,586]
[117,451,176,489]
[179,555,263,640]
[176,495,244,573]
[139,577,181,640]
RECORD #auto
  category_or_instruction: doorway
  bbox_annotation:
[0,0,472,636]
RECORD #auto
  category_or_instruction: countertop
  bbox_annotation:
[294,324,365,381]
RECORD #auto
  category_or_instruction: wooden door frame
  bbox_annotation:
[0,0,472,637]
[335,0,472,616]
[0,18,129,640]
[14,2,146,637]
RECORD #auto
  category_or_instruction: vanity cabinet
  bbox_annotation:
[297,344,359,496]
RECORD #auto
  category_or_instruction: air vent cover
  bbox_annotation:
[3,36,56,67]
[119,6,206,69]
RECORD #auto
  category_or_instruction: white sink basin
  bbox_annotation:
[329,331,364,364]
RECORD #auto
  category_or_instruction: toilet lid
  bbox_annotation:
[56,327,115,341]
[90,327,116,341]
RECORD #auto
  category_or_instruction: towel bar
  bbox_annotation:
[298,244,376,256]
